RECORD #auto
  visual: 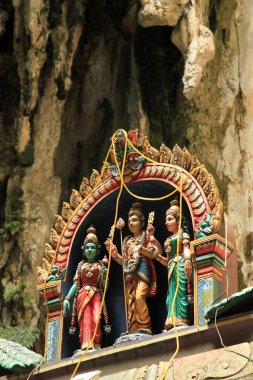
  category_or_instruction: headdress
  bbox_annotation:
[82,225,99,247]
[128,202,145,223]
[166,199,180,220]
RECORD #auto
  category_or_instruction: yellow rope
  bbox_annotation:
[70,131,128,379]
[112,130,184,380]
[126,131,202,178]
[114,130,201,202]
[111,134,129,331]
[40,128,202,379]
[159,172,183,380]
[37,143,113,375]
[120,227,128,331]
[113,130,172,201]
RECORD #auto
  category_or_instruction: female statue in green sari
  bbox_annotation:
[162,199,193,330]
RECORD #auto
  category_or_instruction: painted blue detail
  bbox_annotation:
[197,277,222,325]
[46,319,60,363]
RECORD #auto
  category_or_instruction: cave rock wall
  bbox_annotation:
[0,0,252,332]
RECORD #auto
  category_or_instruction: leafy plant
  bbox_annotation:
[3,281,34,308]
[3,283,24,303]
[0,327,40,349]
[0,217,22,238]
[0,187,24,242]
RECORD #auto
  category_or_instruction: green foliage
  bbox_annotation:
[0,215,22,238]
[0,327,40,349]
[3,283,24,303]
[3,281,34,309]
[0,187,24,242]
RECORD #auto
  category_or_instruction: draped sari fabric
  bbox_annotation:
[164,230,192,329]
[74,261,102,349]
[76,287,102,349]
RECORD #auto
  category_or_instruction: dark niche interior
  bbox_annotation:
[61,179,193,358]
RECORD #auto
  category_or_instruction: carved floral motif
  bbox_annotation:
[173,343,250,380]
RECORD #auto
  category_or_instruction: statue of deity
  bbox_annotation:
[63,226,108,350]
[105,202,162,333]
[161,199,193,330]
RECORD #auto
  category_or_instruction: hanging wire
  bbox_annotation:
[26,356,45,380]
[224,213,230,300]
[211,214,253,364]
[214,306,253,362]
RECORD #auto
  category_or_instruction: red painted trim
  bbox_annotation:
[49,310,61,319]
[197,265,222,280]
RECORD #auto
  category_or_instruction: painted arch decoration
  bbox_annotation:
[39,129,223,282]
[37,129,236,362]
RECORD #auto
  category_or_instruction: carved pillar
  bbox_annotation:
[38,281,63,363]
[191,234,234,325]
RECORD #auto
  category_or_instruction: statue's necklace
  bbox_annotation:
[130,231,145,243]
[84,261,96,277]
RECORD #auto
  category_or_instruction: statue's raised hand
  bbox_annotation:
[104,238,118,259]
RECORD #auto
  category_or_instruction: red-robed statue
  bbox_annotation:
[63,226,109,350]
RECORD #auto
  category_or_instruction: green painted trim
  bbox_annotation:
[205,286,253,320]
[47,297,61,310]
[196,253,224,269]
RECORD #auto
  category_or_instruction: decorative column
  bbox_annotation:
[191,234,234,325]
[38,281,63,363]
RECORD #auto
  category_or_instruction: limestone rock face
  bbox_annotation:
[138,0,189,27]
[139,0,215,99]
[0,0,253,338]
[184,0,253,287]
[172,2,215,99]
[138,0,253,286]
[219,0,253,286]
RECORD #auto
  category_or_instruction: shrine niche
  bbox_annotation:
[37,129,236,362]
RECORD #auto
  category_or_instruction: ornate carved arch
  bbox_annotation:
[39,130,223,282]
[37,129,237,363]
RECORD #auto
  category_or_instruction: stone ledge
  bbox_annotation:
[32,311,253,380]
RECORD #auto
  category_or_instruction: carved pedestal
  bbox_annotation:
[38,281,63,363]
[191,234,234,325]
